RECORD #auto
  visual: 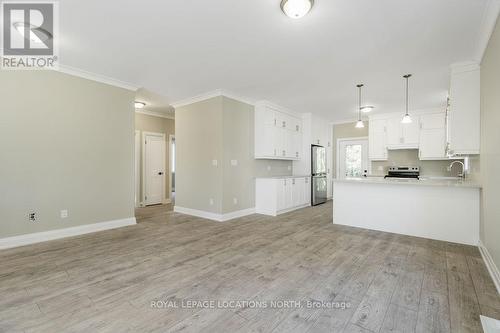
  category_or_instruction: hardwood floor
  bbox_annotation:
[1,201,499,333]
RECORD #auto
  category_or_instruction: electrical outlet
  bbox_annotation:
[60,210,68,219]
[209,198,214,206]
[28,212,36,222]
[233,198,238,205]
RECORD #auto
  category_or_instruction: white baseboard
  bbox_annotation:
[173,206,255,222]
[0,217,137,250]
[479,240,500,295]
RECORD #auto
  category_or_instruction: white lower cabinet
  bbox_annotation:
[256,176,311,216]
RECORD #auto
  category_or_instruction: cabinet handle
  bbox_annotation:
[292,179,295,185]
[296,152,299,157]
[296,125,299,131]
[317,139,320,144]
[274,119,277,126]
[282,121,286,128]
[282,150,286,156]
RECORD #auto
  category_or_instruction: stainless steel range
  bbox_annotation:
[384,166,420,179]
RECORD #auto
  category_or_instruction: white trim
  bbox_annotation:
[135,109,175,120]
[171,89,255,109]
[134,130,141,208]
[475,0,500,62]
[56,64,139,91]
[330,118,359,125]
[174,206,255,222]
[142,132,166,206]
[0,218,136,250]
[168,134,175,202]
[478,240,500,295]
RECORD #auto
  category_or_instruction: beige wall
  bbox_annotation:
[480,17,500,270]
[175,96,292,215]
[135,113,175,203]
[0,71,135,238]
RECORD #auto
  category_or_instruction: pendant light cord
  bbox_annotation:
[404,74,411,116]
[357,84,363,121]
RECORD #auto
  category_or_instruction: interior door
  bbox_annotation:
[338,139,369,179]
[144,133,165,205]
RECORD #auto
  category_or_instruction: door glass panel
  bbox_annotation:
[345,144,362,177]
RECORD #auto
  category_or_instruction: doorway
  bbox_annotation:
[142,132,166,206]
[337,138,369,179]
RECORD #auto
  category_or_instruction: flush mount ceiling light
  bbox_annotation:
[401,74,413,124]
[355,84,365,129]
[13,22,52,43]
[280,0,314,19]
[134,101,146,109]
[360,105,375,113]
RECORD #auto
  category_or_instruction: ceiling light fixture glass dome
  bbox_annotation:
[134,101,146,109]
[360,106,375,113]
[280,0,314,19]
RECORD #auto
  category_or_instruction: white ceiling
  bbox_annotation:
[59,0,495,121]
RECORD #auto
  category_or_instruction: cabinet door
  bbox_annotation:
[277,179,287,211]
[402,117,420,145]
[285,179,293,209]
[369,119,387,160]
[304,177,311,205]
[421,113,445,130]
[386,117,403,146]
[419,129,446,160]
[292,178,305,206]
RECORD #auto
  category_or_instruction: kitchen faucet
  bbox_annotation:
[448,160,466,179]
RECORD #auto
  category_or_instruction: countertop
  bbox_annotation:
[256,175,311,179]
[333,176,481,188]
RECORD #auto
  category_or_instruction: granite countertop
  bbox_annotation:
[332,176,481,188]
[256,175,311,179]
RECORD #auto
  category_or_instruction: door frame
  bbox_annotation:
[142,131,166,206]
[168,134,175,202]
[135,130,141,207]
[336,136,369,179]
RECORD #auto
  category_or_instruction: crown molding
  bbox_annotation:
[171,89,255,109]
[56,64,140,91]
[476,0,500,62]
[135,109,175,120]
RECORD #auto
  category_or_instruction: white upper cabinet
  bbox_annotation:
[419,113,447,160]
[448,62,480,155]
[386,115,420,149]
[369,111,449,161]
[255,101,303,160]
[369,119,388,160]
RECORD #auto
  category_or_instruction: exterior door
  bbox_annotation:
[144,133,165,205]
[338,139,369,179]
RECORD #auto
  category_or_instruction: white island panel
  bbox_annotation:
[333,180,480,245]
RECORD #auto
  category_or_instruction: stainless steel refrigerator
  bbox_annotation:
[311,145,327,206]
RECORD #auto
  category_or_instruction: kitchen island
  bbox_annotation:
[333,177,481,245]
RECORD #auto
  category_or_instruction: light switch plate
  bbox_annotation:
[231,160,238,166]
[209,198,214,206]
[212,160,218,167]
[233,198,238,205]
[267,165,271,171]
[60,210,68,219]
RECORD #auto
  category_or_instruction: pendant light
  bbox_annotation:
[280,0,314,19]
[401,74,412,124]
[355,84,365,128]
